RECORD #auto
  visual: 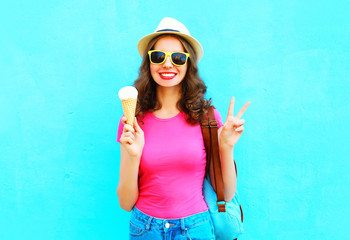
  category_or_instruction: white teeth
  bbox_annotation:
[160,73,176,77]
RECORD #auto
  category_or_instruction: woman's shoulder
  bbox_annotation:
[212,106,221,116]
[205,105,221,117]
[212,106,224,127]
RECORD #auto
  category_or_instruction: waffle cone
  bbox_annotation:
[121,98,137,126]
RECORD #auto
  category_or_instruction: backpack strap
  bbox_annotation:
[200,106,226,212]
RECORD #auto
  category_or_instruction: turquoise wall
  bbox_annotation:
[1,0,349,239]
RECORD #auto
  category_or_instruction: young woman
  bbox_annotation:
[117,17,250,240]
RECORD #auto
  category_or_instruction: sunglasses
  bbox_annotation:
[148,50,190,66]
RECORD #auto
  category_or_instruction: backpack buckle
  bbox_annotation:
[201,120,209,128]
[209,120,218,127]
[216,200,226,212]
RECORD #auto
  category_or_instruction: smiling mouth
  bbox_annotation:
[159,72,177,80]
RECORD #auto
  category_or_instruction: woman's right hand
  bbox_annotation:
[119,116,145,160]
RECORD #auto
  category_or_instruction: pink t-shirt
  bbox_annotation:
[117,109,223,218]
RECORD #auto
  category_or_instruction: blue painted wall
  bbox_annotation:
[1,0,349,239]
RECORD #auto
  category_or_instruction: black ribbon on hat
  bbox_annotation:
[156,29,180,32]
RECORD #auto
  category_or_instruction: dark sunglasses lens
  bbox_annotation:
[150,51,165,63]
[172,53,187,65]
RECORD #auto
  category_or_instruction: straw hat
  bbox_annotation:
[137,17,203,62]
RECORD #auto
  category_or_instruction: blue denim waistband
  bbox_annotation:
[131,207,211,230]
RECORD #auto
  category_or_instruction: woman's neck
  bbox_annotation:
[154,86,181,118]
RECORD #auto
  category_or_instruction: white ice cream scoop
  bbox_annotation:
[118,86,138,126]
[118,86,138,100]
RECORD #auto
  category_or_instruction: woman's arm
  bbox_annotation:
[218,126,237,202]
[117,145,140,211]
[116,117,145,211]
[216,97,250,202]
[208,127,237,202]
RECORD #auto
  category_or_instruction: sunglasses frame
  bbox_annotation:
[148,50,190,66]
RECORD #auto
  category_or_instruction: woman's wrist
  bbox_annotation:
[219,142,234,154]
[129,155,141,164]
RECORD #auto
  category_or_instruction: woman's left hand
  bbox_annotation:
[219,97,250,150]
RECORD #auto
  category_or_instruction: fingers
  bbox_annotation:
[237,119,245,126]
[236,101,251,119]
[120,117,142,145]
[226,117,244,127]
[123,123,135,134]
[120,136,134,144]
[233,118,245,128]
[124,132,135,140]
[235,125,244,132]
[121,116,128,125]
[227,97,235,119]
[120,132,135,144]
[223,97,249,136]
[234,119,245,132]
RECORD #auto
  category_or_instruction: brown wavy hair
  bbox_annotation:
[133,34,212,125]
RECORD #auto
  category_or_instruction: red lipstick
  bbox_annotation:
[159,72,177,80]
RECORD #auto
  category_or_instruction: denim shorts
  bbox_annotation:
[129,207,215,240]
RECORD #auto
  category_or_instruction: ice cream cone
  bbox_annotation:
[121,97,137,126]
[118,86,138,126]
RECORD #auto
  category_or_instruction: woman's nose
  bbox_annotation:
[163,56,173,67]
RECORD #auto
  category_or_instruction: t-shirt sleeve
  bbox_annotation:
[213,108,224,128]
[116,115,124,143]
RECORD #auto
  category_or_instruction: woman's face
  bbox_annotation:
[150,36,188,89]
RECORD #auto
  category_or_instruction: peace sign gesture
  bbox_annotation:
[219,97,251,150]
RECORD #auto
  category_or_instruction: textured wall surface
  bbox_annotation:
[1,0,349,239]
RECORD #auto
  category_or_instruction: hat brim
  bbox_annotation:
[137,31,203,63]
